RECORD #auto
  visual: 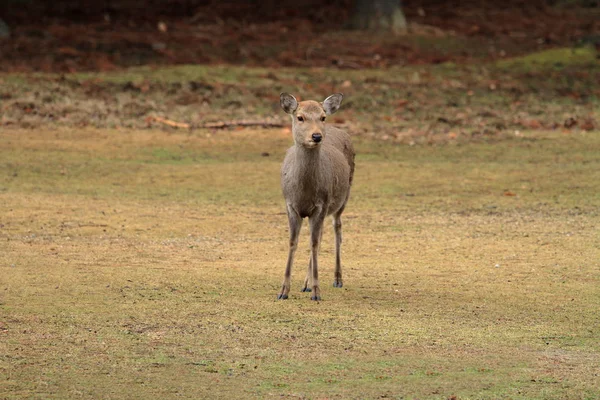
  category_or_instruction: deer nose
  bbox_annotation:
[312,133,322,143]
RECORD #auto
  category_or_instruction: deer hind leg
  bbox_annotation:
[278,208,302,300]
[301,258,312,292]
[333,212,344,288]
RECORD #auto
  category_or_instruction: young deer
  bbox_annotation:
[277,93,355,301]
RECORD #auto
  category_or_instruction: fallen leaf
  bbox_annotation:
[396,99,409,108]
[58,47,79,56]
[521,119,542,129]
[580,119,595,131]
[564,117,577,129]
[504,190,516,197]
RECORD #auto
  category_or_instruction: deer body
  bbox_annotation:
[282,126,352,218]
[278,93,355,301]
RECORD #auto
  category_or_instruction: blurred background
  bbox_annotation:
[1,0,598,72]
[0,0,598,139]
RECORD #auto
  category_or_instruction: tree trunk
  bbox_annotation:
[0,18,9,38]
[349,0,407,33]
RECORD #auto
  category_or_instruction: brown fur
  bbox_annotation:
[277,93,355,301]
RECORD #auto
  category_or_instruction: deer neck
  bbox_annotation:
[293,144,324,186]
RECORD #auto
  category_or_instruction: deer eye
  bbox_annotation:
[297,116,304,122]
[320,116,326,122]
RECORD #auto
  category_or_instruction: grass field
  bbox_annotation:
[1,124,599,399]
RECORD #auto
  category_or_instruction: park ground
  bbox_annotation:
[1,11,600,398]
[1,124,599,399]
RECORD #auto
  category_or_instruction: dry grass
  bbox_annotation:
[2,47,599,144]
[1,127,599,399]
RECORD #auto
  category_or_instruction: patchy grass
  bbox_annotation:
[1,127,599,399]
[1,47,598,143]
[496,46,598,70]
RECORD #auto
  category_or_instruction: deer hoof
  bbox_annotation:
[310,295,321,301]
[277,293,288,300]
[333,281,343,288]
[301,287,312,292]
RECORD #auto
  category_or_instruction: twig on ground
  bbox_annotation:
[198,120,285,129]
[147,116,191,129]
[147,116,285,130]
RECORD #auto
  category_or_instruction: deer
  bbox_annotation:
[277,93,355,301]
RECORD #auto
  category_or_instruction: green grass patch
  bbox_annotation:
[496,46,599,70]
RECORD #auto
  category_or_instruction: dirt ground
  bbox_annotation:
[1,127,599,398]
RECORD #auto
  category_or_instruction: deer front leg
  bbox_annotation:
[302,227,323,292]
[278,208,302,300]
[333,213,343,288]
[308,210,326,301]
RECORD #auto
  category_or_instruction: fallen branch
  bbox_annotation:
[198,119,285,129]
[147,116,190,129]
[147,116,285,130]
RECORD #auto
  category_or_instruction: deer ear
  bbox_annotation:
[280,93,298,114]
[323,93,343,115]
